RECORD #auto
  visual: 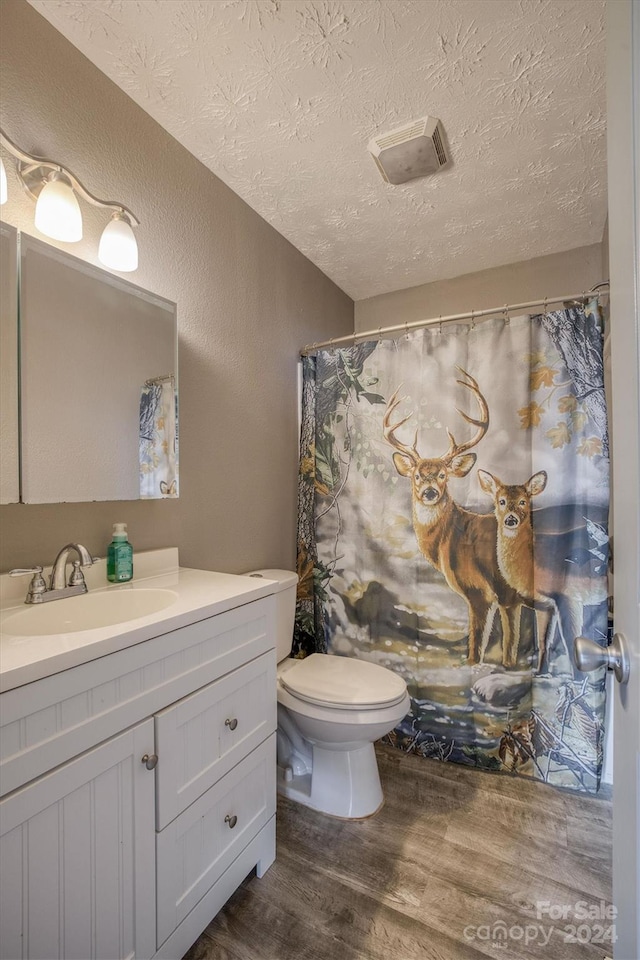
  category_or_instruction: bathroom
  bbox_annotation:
[0,1,637,958]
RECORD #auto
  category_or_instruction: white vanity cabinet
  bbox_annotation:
[0,720,156,960]
[0,593,277,960]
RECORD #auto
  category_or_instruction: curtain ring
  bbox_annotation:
[438,314,443,335]
[378,326,383,343]
[503,303,510,325]
[470,308,476,330]
[405,320,410,339]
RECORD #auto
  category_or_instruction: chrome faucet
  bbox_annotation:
[50,543,94,591]
[10,543,96,604]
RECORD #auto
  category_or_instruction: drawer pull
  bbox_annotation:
[141,753,158,770]
[224,717,238,731]
[224,814,238,829]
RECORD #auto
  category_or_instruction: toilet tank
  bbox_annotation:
[245,569,298,663]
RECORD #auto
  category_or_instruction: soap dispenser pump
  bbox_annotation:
[107,522,133,583]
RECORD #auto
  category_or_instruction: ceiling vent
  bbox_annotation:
[368,116,449,185]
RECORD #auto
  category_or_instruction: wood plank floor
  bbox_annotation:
[183,744,613,960]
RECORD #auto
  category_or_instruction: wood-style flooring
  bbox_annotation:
[183,744,613,960]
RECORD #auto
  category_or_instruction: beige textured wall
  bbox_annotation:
[0,0,353,573]
[355,244,605,332]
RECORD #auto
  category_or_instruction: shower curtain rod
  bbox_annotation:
[144,374,175,386]
[300,283,610,356]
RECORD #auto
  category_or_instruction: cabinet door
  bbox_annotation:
[0,720,155,960]
[155,651,276,828]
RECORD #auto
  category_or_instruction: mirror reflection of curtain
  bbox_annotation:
[139,377,178,498]
[295,304,610,793]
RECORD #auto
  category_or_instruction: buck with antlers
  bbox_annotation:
[383,369,522,665]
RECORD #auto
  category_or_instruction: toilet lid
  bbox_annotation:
[280,654,407,709]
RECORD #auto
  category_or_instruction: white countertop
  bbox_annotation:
[0,549,278,692]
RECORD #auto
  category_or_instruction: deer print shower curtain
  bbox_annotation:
[295,303,610,793]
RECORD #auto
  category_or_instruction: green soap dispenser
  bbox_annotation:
[107,522,134,583]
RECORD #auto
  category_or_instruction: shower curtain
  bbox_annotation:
[294,303,610,793]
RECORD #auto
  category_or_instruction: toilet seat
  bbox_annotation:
[280,653,407,710]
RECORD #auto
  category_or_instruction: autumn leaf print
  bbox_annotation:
[300,451,316,479]
[530,366,556,390]
[521,336,603,456]
[526,351,548,367]
[518,401,545,429]
[296,547,315,601]
[546,422,571,448]
[557,394,578,413]
[577,437,603,458]
[571,410,588,431]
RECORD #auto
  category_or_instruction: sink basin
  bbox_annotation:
[2,588,178,636]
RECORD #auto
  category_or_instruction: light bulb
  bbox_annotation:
[34,173,82,242]
[98,212,138,272]
[0,158,7,205]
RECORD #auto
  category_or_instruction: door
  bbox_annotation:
[606,2,640,958]
[0,720,156,960]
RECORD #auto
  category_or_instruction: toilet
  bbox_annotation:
[247,569,410,819]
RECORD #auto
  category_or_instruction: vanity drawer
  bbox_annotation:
[156,733,276,948]
[154,651,276,829]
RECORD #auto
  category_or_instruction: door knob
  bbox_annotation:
[141,753,158,770]
[224,814,238,829]
[225,717,238,731]
[574,633,630,684]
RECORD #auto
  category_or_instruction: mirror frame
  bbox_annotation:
[0,223,19,504]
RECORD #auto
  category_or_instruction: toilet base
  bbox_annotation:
[277,741,384,819]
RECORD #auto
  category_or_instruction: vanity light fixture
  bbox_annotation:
[0,128,140,272]
[98,210,139,272]
[34,171,83,242]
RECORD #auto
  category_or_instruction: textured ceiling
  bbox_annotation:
[27,0,607,300]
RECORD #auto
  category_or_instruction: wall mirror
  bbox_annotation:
[8,233,178,503]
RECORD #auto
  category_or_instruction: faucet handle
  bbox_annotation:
[9,566,48,603]
[69,560,86,587]
[10,566,44,577]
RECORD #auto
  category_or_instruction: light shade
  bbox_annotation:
[98,213,138,272]
[0,158,7,205]
[35,174,82,242]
